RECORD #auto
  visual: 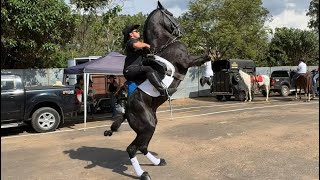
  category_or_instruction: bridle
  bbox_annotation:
[150,9,183,55]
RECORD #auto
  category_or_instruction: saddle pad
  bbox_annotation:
[251,75,263,82]
[138,55,175,97]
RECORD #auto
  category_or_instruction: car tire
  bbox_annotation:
[280,85,290,97]
[216,95,223,101]
[31,107,61,133]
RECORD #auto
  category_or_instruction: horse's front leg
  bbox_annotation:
[248,88,252,102]
[299,88,302,99]
[188,55,211,67]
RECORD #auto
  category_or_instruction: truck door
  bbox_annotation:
[1,76,24,121]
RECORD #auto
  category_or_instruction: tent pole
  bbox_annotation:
[83,73,87,130]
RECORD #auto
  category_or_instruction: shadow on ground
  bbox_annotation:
[0,112,113,137]
[63,146,158,179]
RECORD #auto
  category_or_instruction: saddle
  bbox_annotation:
[142,55,169,79]
[138,55,175,97]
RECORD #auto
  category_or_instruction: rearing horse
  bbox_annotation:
[104,2,211,179]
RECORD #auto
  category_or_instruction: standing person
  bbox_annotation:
[313,65,319,96]
[87,80,96,115]
[291,59,307,87]
[122,24,176,97]
[108,75,119,117]
[200,60,214,86]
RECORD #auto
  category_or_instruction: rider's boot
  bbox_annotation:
[147,72,177,97]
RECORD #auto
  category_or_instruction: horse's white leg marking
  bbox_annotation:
[145,152,160,165]
[131,157,144,176]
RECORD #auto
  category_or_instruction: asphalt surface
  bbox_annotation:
[1,95,319,180]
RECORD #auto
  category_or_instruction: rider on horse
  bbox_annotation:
[291,58,307,87]
[122,24,177,97]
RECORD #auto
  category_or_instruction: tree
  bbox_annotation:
[1,0,77,68]
[66,0,146,57]
[307,0,319,33]
[267,27,319,66]
[180,0,270,64]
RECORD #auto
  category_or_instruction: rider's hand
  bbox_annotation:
[145,43,150,49]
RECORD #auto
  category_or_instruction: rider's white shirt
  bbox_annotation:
[203,61,213,77]
[297,62,307,74]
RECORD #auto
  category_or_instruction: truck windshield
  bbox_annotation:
[271,71,289,77]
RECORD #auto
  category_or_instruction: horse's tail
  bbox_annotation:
[104,113,126,137]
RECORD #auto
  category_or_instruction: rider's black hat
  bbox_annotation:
[122,24,140,44]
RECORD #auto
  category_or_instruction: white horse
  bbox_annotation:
[257,75,270,101]
[239,70,270,102]
[238,70,253,102]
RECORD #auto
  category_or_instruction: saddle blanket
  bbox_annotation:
[251,75,263,82]
[138,55,175,97]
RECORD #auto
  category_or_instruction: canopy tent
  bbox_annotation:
[64,52,126,129]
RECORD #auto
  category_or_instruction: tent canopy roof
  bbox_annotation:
[64,52,126,75]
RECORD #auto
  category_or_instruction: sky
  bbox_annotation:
[64,0,312,32]
[117,0,311,32]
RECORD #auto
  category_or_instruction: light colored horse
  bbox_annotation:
[238,70,253,102]
[256,75,270,101]
[239,70,270,101]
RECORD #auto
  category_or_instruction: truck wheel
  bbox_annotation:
[237,91,246,101]
[224,95,231,100]
[216,95,223,101]
[280,85,290,97]
[31,107,60,133]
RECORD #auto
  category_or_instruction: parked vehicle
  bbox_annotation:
[269,70,296,96]
[1,74,79,132]
[211,59,257,101]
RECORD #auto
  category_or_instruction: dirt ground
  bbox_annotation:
[1,96,319,180]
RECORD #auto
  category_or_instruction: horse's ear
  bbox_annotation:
[158,1,164,9]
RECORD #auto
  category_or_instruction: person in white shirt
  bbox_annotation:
[292,59,307,87]
[200,60,214,86]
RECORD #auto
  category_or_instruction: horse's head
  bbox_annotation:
[143,1,183,46]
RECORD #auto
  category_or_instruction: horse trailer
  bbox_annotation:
[211,59,257,101]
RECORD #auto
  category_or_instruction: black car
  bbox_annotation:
[269,70,296,96]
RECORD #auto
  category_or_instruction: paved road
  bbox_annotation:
[1,96,319,180]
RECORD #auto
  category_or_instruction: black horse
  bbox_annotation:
[104,2,211,179]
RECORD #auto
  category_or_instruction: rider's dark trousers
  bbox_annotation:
[124,65,155,82]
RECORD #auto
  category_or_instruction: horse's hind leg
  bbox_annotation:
[139,128,166,166]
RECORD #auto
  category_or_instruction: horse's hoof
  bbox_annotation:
[104,130,113,136]
[140,172,151,180]
[158,158,167,166]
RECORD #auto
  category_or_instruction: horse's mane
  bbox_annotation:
[143,8,159,42]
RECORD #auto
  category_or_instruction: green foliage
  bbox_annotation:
[307,0,319,33]
[267,27,319,66]
[180,0,270,64]
[1,0,76,68]
[66,0,146,58]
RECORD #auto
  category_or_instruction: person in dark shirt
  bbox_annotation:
[108,75,119,117]
[122,24,176,97]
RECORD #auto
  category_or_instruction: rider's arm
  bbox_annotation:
[132,41,150,49]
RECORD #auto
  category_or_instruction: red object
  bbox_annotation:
[76,89,82,95]
[251,75,263,82]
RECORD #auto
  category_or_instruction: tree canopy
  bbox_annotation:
[1,0,77,68]
[180,0,270,64]
[266,27,319,66]
[1,0,318,69]
[307,0,319,33]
